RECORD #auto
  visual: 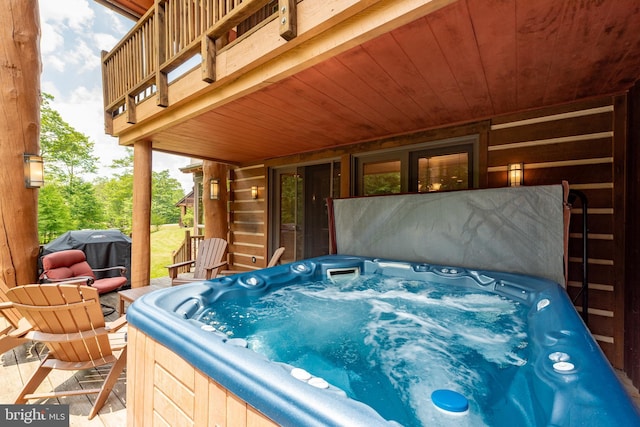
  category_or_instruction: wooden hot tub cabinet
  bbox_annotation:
[127,326,278,427]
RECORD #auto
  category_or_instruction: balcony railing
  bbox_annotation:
[101,0,294,131]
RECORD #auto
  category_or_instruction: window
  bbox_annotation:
[362,160,401,196]
[410,144,473,193]
[355,137,477,196]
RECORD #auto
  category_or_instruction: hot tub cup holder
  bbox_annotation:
[548,351,576,373]
[548,351,571,363]
[238,275,265,289]
[552,361,576,373]
[288,366,346,395]
[291,262,313,274]
[537,298,551,311]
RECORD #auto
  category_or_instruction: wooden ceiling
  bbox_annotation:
[94,0,153,20]
[143,0,640,164]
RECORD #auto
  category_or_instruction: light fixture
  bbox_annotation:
[507,163,524,187]
[210,178,220,200]
[251,185,259,199]
[24,154,44,188]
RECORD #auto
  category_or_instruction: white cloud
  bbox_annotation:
[154,153,194,192]
[41,80,61,99]
[92,33,120,52]
[103,8,130,35]
[40,21,63,55]
[68,40,101,72]
[39,0,94,31]
[43,54,66,73]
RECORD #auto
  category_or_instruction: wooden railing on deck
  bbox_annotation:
[171,230,205,274]
[102,10,157,119]
[101,0,296,130]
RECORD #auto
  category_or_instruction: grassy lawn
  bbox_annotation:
[150,224,190,278]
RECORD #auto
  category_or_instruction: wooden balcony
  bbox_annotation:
[102,0,292,132]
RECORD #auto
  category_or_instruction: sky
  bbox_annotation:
[38,0,194,192]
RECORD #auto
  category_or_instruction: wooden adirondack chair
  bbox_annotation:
[218,247,285,276]
[5,283,127,419]
[0,279,32,355]
[166,238,228,285]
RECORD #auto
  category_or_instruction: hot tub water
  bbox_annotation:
[198,275,530,426]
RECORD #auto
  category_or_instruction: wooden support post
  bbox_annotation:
[278,0,297,41]
[101,50,114,134]
[131,140,152,288]
[340,154,351,198]
[156,71,168,107]
[201,35,216,83]
[0,0,41,287]
[203,161,229,239]
[155,0,168,107]
[126,93,137,124]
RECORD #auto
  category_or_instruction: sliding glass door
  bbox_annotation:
[272,162,340,263]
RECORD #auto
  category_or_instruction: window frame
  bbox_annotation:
[353,135,478,196]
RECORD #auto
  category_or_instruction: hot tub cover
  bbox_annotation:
[328,185,566,285]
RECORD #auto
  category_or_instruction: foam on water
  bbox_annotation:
[198,274,529,426]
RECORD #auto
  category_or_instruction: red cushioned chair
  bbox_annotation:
[40,249,127,294]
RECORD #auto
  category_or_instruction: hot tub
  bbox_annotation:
[126,255,640,426]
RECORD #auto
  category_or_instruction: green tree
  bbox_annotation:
[95,170,133,234]
[96,152,185,233]
[40,94,98,184]
[67,178,106,229]
[38,183,73,243]
[152,170,184,225]
[363,172,401,195]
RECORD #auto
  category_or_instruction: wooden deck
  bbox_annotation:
[0,290,126,426]
[1,277,639,426]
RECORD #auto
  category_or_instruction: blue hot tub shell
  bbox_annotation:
[127,255,640,426]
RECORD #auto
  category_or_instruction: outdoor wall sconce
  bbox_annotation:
[507,163,524,187]
[251,185,259,199]
[24,154,44,188]
[210,178,220,200]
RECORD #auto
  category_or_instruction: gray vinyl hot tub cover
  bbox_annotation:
[331,185,566,285]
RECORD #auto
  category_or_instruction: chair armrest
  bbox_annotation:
[204,261,228,279]
[44,276,94,285]
[166,260,195,279]
[10,318,33,336]
[166,260,195,269]
[105,315,127,332]
[92,266,127,277]
[209,261,228,269]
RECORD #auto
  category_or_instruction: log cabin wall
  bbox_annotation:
[224,95,630,369]
[228,165,268,270]
[487,96,625,367]
[626,82,640,388]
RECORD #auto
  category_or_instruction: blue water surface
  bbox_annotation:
[198,275,530,426]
